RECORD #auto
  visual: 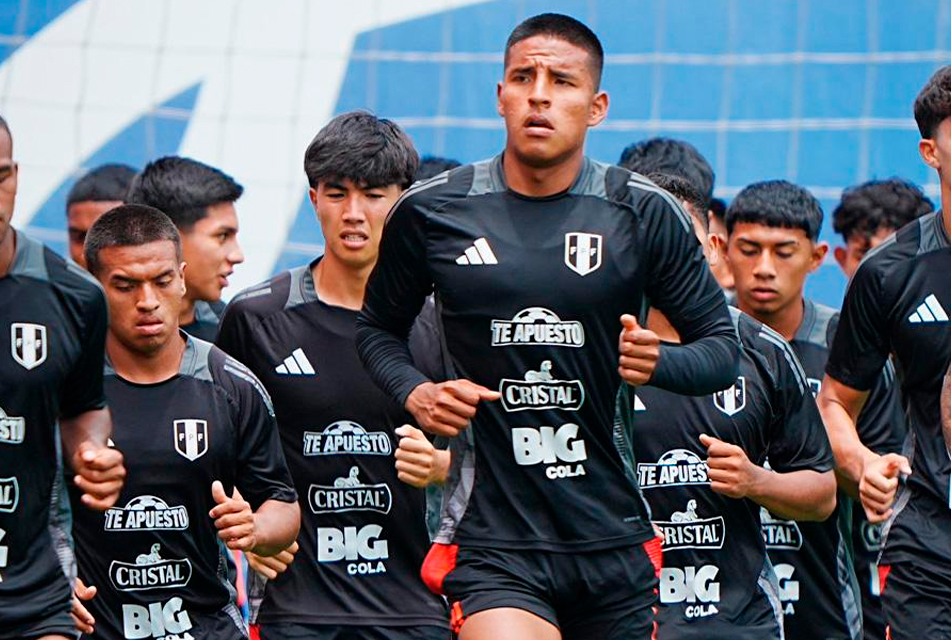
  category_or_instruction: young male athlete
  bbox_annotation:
[356,14,739,640]
[726,180,902,640]
[126,157,245,341]
[0,116,127,640]
[216,111,450,640]
[621,173,835,640]
[818,65,951,640]
[68,205,299,640]
[830,178,930,640]
[66,163,137,269]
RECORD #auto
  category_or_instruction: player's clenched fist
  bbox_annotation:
[405,380,500,437]
[395,425,450,487]
[700,433,760,499]
[860,453,911,523]
[72,441,126,510]
[209,480,256,551]
[618,314,661,386]
[247,541,299,580]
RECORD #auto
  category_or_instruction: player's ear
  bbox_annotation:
[920,138,940,169]
[496,82,505,118]
[308,187,320,219]
[811,241,829,271]
[833,246,848,272]
[587,91,609,127]
[179,262,187,296]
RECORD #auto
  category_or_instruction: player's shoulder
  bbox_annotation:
[732,306,809,391]
[389,160,480,218]
[858,210,946,277]
[794,299,839,349]
[183,335,275,413]
[10,229,105,308]
[608,165,694,232]
[225,267,302,318]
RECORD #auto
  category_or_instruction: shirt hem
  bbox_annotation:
[256,614,449,628]
[452,529,653,552]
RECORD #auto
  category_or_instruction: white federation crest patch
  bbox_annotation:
[713,376,746,417]
[11,323,47,370]
[564,232,603,276]
[173,419,208,461]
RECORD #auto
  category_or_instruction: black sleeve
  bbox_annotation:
[854,360,905,455]
[60,287,108,418]
[641,192,739,394]
[762,335,835,473]
[408,296,447,382]
[215,300,248,361]
[223,359,297,510]
[356,194,435,406]
[826,259,891,391]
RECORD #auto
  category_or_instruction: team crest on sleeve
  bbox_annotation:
[11,323,47,370]
[564,232,603,276]
[173,419,208,461]
[713,377,746,416]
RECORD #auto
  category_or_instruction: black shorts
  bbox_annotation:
[881,560,951,640]
[255,622,449,640]
[421,539,661,640]
[0,609,78,640]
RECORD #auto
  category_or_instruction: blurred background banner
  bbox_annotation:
[2,0,950,305]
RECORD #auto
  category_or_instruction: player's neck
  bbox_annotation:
[0,226,16,279]
[312,255,370,310]
[647,308,681,343]
[502,147,585,197]
[745,297,804,341]
[107,330,187,384]
[178,296,196,327]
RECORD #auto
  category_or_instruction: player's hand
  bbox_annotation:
[618,314,661,386]
[700,434,758,499]
[405,380,500,437]
[72,441,126,510]
[246,541,299,580]
[210,480,256,551]
[71,576,97,634]
[860,453,911,523]
[395,425,449,487]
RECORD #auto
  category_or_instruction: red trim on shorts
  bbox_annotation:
[643,536,664,579]
[450,601,467,635]
[879,564,892,596]
[421,543,459,595]
[249,623,260,640]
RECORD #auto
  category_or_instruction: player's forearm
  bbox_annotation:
[251,499,301,557]
[816,382,876,495]
[651,333,740,396]
[355,317,431,406]
[748,467,836,521]
[60,407,112,468]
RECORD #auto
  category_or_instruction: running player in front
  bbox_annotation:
[818,65,951,640]
[68,205,299,640]
[621,173,836,639]
[217,111,450,640]
[0,115,127,640]
[356,14,740,640]
[726,180,903,640]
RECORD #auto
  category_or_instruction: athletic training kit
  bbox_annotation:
[356,156,738,637]
[217,261,449,639]
[182,299,227,342]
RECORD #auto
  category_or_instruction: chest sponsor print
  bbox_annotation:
[109,544,192,592]
[760,507,803,550]
[654,500,726,550]
[0,477,18,513]
[10,322,47,371]
[713,376,746,417]
[512,423,588,480]
[122,596,194,640]
[303,421,392,457]
[104,495,189,532]
[564,232,603,277]
[308,467,392,514]
[499,360,585,412]
[490,307,585,347]
[637,449,709,489]
[173,420,207,462]
[0,407,24,445]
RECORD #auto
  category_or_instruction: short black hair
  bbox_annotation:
[505,13,604,90]
[914,66,951,139]
[67,164,137,208]
[833,178,933,243]
[84,204,182,276]
[619,138,715,210]
[726,180,824,241]
[126,156,243,231]
[416,155,461,181]
[648,172,708,232]
[304,111,418,191]
[709,197,727,223]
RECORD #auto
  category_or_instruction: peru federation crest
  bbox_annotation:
[173,420,208,461]
[713,376,746,417]
[11,323,47,370]
[564,232,603,276]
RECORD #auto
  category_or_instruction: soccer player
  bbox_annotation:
[126,157,245,341]
[68,204,299,640]
[726,180,902,640]
[830,178,930,640]
[216,111,450,640]
[0,115,126,640]
[818,66,951,640]
[356,14,739,640]
[708,197,735,292]
[621,172,835,639]
[417,156,461,181]
[66,163,137,269]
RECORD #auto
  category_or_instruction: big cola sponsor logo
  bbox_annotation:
[660,565,721,619]
[122,597,194,640]
[512,423,587,480]
[317,524,389,576]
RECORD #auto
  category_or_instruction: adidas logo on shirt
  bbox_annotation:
[455,237,498,265]
[276,348,316,375]
[908,294,948,323]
